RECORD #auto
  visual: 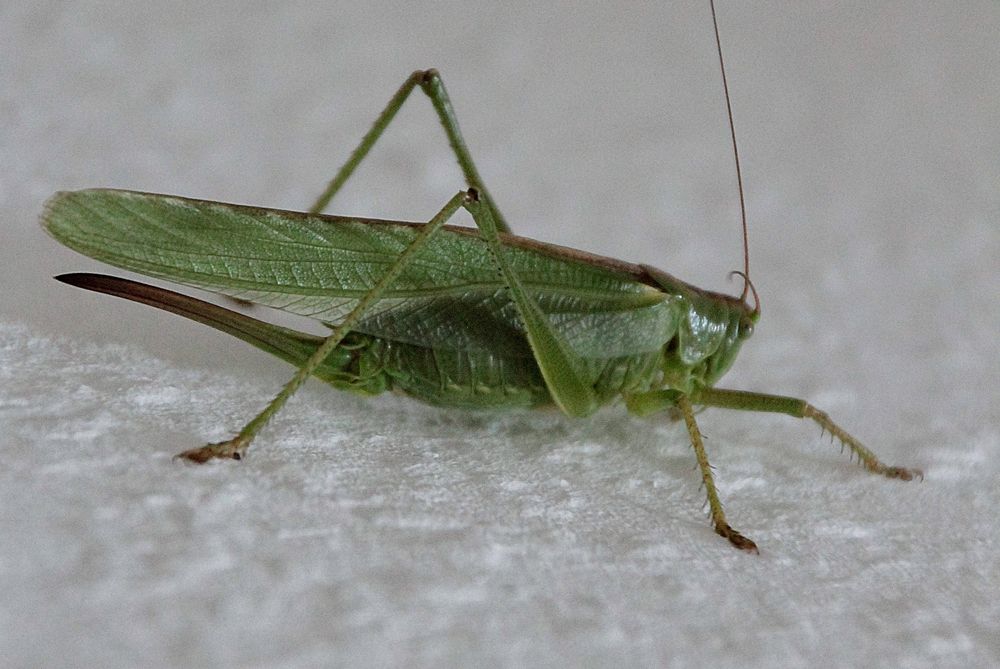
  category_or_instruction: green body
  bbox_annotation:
[41,63,917,552]
[43,189,752,413]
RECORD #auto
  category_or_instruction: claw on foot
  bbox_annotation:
[174,438,246,463]
[716,523,759,554]
[876,465,924,482]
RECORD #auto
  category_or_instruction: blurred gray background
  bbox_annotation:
[3,1,998,667]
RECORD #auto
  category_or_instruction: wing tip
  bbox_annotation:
[39,190,72,232]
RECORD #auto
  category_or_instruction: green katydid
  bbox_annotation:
[40,2,920,552]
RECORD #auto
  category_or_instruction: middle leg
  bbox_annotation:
[677,394,759,552]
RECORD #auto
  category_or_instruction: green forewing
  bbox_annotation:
[42,189,679,359]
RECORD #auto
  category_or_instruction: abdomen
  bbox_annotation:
[368,337,664,411]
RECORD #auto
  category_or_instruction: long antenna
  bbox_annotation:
[709,0,759,316]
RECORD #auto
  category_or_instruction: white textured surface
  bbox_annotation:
[3,1,999,667]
